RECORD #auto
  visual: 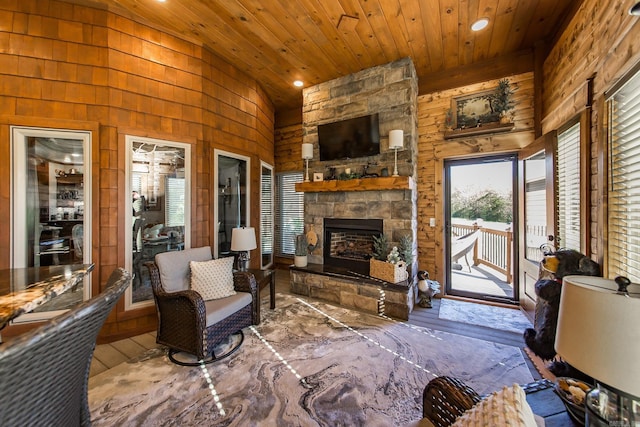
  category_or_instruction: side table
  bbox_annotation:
[247,268,275,322]
[523,379,581,426]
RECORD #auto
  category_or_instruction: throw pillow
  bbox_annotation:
[452,384,537,427]
[190,257,236,301]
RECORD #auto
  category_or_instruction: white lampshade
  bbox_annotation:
[555,275,640,397]
[230,227,257,252]
[301,143,314,160]
[389,129,404,150]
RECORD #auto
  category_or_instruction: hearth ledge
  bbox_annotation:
[289,264,416,321]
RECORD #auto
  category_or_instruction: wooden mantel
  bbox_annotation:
[295,176,414,193]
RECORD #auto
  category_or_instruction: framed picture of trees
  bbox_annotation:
[444,79,516,139]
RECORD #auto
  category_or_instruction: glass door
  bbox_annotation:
[445,154,518,303]
[518,133,556,318]
[11,126,92,322]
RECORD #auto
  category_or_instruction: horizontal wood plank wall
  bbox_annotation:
[416,73,535,285]
[541,0,640,269]
[274,122,303,173]
[273,121,303,267]
[0,0,274,342]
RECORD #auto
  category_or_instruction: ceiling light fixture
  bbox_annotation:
[293,80,304,87]
[471,18,489,31]
[630,2,640,15]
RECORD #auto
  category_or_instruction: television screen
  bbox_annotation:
[318,114,380,161]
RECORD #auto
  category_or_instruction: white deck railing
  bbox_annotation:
[451,222,513,284]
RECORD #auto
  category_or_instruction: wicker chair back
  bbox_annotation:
[0,268,131,427]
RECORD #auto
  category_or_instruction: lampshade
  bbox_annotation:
[230,227,257,252]
[301,143,314,160]
[389,129,403,150]
[555,275,640,397]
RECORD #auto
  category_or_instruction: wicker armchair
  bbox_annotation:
[423,376,482,426]
[0,268,131,427]
[422,376,556,427]
[145,246,258,366]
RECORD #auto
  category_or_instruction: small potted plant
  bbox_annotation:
[294,233,308,267]
[369,234,408,283]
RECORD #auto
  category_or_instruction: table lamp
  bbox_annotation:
[389,130,403,177]
[302,143,313,182]
[230,226,257,271]
[555,275,640,426]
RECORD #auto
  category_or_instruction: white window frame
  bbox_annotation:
[213,149,251,259]
[10,126,92,323]
[276,171,304,257]
[125,135,191,310]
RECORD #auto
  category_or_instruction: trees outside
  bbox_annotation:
[451,188,512,223]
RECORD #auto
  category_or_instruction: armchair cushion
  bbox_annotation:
[190,257,236,301]
[156,246,212,292]
[451,384,537,427]
[204,292,253,325]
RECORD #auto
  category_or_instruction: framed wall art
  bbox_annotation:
[451,89,500,129]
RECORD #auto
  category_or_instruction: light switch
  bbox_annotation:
[429,218,436,227]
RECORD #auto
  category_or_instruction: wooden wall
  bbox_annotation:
[0,0,274,341]
[273,0,640,287]
[541,0,640,270]
[416,73,535,283]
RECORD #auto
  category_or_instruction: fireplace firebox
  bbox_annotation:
[323,218,383,274]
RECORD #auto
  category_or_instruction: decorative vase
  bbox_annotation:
[294,255,308,268]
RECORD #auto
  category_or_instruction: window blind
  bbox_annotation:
[608,70,640,281]
[165,177,185,227]
[260,172,274,258]
[275,172,304,257]
[556,122,581,250]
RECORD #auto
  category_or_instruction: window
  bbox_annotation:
[556,122,581,250]
[126,136,190,309]
[260,162,274,268]
[11,126,92,323]
[214,150,250,258]
[276,172,304,256]
[608,69,640,281]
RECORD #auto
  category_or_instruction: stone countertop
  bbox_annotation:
[0,264,94,329]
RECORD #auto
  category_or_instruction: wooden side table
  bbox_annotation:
[247,268,275,321]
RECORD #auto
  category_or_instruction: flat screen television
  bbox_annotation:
[317,114,380,161]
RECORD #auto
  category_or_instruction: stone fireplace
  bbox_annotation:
[323,218,383,274]
[290,58,419,320]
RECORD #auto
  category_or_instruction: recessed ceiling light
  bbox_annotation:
[293,80,304,87]
[471,18,489,31]
[630,2,640,15]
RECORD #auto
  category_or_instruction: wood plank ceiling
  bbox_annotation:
[69,0,581,113]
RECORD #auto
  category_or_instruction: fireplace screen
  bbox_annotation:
[323,218,383,273]
[329,231,375,260]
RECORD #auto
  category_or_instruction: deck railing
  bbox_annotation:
[451,222,513,284]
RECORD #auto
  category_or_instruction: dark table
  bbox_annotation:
[0,264,94,331]
[523,379,581,426]
[247,268,275,321]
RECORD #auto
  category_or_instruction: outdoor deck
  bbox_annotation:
[451,263,513,298]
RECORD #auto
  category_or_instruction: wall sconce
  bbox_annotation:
[230,226,257,271]
[389,130,403,177]
[302,143,313,182]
